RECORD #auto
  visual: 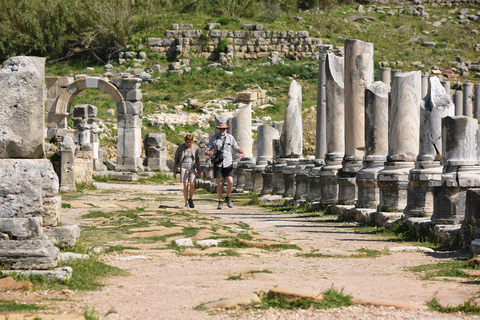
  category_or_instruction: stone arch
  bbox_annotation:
[47,76,143,172]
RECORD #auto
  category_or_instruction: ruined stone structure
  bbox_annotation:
[0,56,79,273]
[143,133,168,171]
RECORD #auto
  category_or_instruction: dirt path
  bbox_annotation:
[3,182,480,320]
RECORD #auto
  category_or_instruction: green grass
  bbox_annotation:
[409,260,473,280]
[0,300,43,312]
[226,274,244,280]
[427,297,480,314]
[259,287,352,310]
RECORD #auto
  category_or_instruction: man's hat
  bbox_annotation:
[216,121,229,129]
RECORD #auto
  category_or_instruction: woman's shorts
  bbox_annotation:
[180,168,196,182]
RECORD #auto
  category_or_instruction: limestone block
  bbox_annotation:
[2,267,72,281]
[40,196,61,227]
[237,91,257,102]
[117,127,143,159]
[117,114,143,128]
[280,80,302,158]
[74,156,94,185]
[44,224,81,247]
[0,56,45,158]
[0,217,43,240]
[0,239,59,269]
[442,116,478,165]
[122,101,143,115]
[143,133,166,149]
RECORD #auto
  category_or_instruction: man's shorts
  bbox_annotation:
[180,168,196,182]
[214,165,234,179]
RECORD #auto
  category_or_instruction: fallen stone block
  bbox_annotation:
[57,252,89,263]
[44,224,80,247]
[202,293,261,310]
[1,267,72,281]
[196,239,220,248]
[0,276,33,291]
[351,297,428,310]
[0,239,59,270]
[172,238,194,247]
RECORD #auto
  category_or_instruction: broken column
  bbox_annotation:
[253,125,279,192]
[474,83,480,119]
[338,39,374,204]
[143,133,168,171]
[378,71,421,213]
[355,81,389,209]
[232,105,255,191]
[405,77,454,217]
[379,67,391,86]
[280,80,303,198]
[432,116,480,224]
[59,137,76,192]
[319,53,345,204]
[454,90,463,116]
[0,56,78,271]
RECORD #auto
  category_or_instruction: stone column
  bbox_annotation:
[319,53,345,204]
[441,81,450,96]
[405,77,454,217]
[432,116,480,224]
[59,137,76,192]
[279,80,303,198]
[378,71,421,212]
[356,81,389,209]
[233,105,254,191]
[379,67,391,86]
[391,70,402,79]
[315,53,327,161]
[463,83,473,117]
[115,78,144,172]
[475,84,480,119]
[338,39,374,204]
[253,125,279,192]
[271,139,286,195]
[454,90,463,116]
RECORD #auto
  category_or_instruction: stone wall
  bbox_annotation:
[144,24,322,61]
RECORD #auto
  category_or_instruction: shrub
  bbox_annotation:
[218,39,230,52]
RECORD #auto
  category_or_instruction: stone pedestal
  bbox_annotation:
[237,159,255,192]
[378,162,414,212]
[253,125,280,193]
[306,164,324,202]
[405,162,442,216]
[283,159,299,198]
[261,163,274,195]
[320,156,343,205]
[356,160,384,208]
[432,116,480,224]
[272,159,287,195]
[294,159,316,201]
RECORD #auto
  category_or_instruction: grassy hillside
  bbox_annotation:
[36,1,480,157]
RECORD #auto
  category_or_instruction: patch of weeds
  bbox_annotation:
[0,300,42,312]
[226,274,244,280]
[350,248,384,258]
[250,269,273,274]
[59,191,84,201]
[208,249,240,257]
[427,297,480,314]
[76,182,97,192]
[83,306,101,320]
[159,219,177,227]
[259,287,352,310]
[235,221,250,230]
[261,243,302,252]
[82,210,113,219]
[409,260,471,280]
[297,253,337,258]
[183,227,199,237]
[218,237,252,248]
[61,203,72,209]
[103,245,139,253]
[237,233,253,241]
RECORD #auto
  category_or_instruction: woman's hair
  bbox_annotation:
[184,134,193,142]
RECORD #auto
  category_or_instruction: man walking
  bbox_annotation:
[205,121,244,209]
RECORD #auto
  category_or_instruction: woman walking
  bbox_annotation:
[174,134,201,208]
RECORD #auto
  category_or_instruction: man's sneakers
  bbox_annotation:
[226,196,233,208]
[217,201,223,210]
[188,198,195,208]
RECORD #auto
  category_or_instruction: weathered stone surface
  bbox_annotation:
[280,80,302,158]
[196,239,220,247]
[0,159,59,218]
[44,224,81,247]
[0,56,45,158]
[0,239,59,270]
[453,90,463,116]
[0,218,42,240]
[172,238,194,247]
[57,252,89,263]
[325,53,344,160]
[441,116,478,166]
[0,276,32,291]
[59,137,76,192]
[256,125,280,166]
[203,294,260,310]
[418,77,454,161]
[344,39,374,162]
[1,267,72,281]
[463,82,473,117]
[316,54,327,160]
[388,71,421,161]
[232,105,253,160]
